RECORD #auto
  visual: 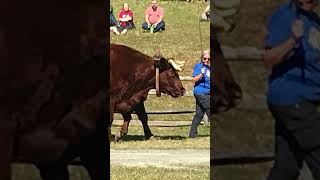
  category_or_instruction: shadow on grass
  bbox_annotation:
[121,135,186,141]
[119,134,209,142]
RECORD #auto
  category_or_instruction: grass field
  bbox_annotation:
[111,165,210,180]
[111,125,210,150]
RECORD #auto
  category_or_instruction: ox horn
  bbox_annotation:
[168,58,185,72]
[175,60,186,66]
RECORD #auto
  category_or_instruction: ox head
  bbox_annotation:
[153,54,186,98]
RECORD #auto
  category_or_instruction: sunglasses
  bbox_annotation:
[203,58,210,60]
[298,0,314,6]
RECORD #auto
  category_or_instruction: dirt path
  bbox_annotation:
[110,149,210,168]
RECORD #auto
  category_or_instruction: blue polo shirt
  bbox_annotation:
[266,3,320,105]
[193,62,210,95]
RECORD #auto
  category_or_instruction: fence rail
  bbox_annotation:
[212,150,274,165]
[222,46,264,60]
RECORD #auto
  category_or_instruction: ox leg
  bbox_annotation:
[37,164,69,180]
[115,113,131,142]
[135,102,153,140]
[109,106,115,142]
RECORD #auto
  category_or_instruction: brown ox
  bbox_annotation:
[0,1,108,180]
[212,30,242,113]
[110,43,186,141]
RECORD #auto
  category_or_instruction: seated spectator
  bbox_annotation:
[110,6,119,34]
[142,0,165,33]
[110,6,118,27]
[117,3,135,35]
[110,3,135,35]
[200,5,210,21]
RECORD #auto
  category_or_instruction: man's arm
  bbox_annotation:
[192,73,204,84]
[154,8,164,27]
[118,11,133,22]
[154,15,163,26]
[145,8,151,25]
[264,20,304,71]
[192,66,205,83]
[264,37,297,70]
[119,16,132,22]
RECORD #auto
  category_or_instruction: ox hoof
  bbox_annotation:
[114,135,123,142]
[115,132,127,142]
[110,134,117,142]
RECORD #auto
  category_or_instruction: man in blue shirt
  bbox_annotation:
[265,0,320,179]
[189,50,210,138]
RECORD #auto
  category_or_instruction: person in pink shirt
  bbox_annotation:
[142,0,165,32]
[111,3,135,35]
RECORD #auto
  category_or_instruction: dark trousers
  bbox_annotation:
[189,94,210,138]
[267,102,320,180]
[142,21,165,32]
[118,21,135,32]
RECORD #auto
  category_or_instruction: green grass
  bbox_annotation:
[111,165,210,180]
[111,125,210,150]
[110,0,210,75]
[212,163,272,180]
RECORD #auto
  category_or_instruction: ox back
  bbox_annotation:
[110,44,155,114]
[0,0,109,180]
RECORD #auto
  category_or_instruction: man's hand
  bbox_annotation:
[148,23,151,28]
[292,20,304,40]
[153,23,158,28]
[201,67,206,75]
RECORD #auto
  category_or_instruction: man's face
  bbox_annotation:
[152,0,158,10]
[202,53,210,66]
[124,3,129,11]
[297,0,317,11]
